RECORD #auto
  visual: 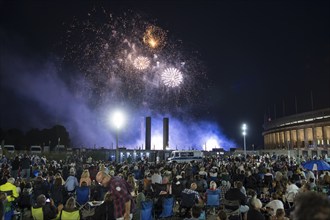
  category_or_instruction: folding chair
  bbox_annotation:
[75,186,90,207]
[179,192,196,218]
[158,196,174,219]
[205,189,220,216]
[152,183,167,197]
[222,199,241,220]
[141,200,154,220]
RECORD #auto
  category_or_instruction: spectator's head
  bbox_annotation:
[69,168,75,176]
[292,191,330,220]
[35,176,43,183]
[275,208,286,218]
[217,210,228,220]
[190,182,197,190]
[36,194,47,206]
[234,181,243,189]
[65,197,76,210]
[250,197,263,210]
[54,177,62,186]
[210,181,217,189]
[96,171,111,187]
[191,205,202,218]
[81,181,88,187]
[221,180,228,187]
[0,192,6,201]
[7,177,15,184]
[301,182,312,192]
[81,169,90,178]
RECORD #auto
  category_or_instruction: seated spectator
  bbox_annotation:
[219,180,230,200]
[59,197,81,220]
[127,174,137,196]
[31,194,60,220]
[64,170,79,198]
[217,210,228,220]
[284,179,299,207]
[225,181,249,214]
[265,193,284,217]
[79,169,92,186]
[184,205,202,220]
[270,208,289,220]
[133,189,146,220]
[182,182,203,205]
[18,182,33,210]
[0,177,19,202]
[93,192,115,220]
[51,177,65,207]
[33,176,49,203]
[247,197,265,220]
[151,169,162,184]
[195,175,207,193]
[205,181,220,215]
[54,173,65,185]
[299,182,312,193]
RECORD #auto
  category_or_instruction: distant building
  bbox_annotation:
[263,108,330,150]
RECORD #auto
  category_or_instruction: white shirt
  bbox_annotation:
[151,173,162,184]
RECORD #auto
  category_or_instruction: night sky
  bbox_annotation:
[1,0,329,150]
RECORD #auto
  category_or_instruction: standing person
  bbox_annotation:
[96,171,135,220]
[10,157,20,179]
[20,154,31,179]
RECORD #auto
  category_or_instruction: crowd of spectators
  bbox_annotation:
[0,152,329,219]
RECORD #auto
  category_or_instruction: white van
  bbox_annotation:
[167,150,203,163]
[3,145,15,154]
[30,146,42,154]
[55,145,66,152]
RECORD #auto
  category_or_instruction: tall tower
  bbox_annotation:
[145,117,151,150]
[163,117,169,150]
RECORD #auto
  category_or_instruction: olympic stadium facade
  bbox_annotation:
[262,108,330,157]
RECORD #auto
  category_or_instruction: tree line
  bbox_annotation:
[0,125,70,151]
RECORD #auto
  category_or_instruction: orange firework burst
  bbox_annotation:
[143,25,166,50]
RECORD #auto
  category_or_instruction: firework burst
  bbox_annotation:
[60,7,207,112]
[143,25,167,50]
[161,67,183,88]
[133,56,150,70]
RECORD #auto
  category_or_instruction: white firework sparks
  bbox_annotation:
[161,67,183,87]
[133,56,150,70]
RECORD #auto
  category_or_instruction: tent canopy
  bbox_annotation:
[302,160,330,171]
